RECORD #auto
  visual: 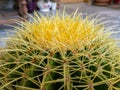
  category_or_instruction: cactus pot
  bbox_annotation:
[93,0,112,5]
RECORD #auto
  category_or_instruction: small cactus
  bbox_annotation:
[0,12,120,90]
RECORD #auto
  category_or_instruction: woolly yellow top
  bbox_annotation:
[16,13,108,51]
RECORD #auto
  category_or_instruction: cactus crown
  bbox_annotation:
[15,13,111,52]
[0,12,120,90]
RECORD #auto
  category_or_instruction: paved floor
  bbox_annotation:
[0,3,120,47]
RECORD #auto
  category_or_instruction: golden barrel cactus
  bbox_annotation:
[0,12,120,90]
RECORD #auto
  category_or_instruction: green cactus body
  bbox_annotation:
[0,13,120,90]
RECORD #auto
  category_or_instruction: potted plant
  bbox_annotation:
[50,0,57,10]
[50,0,57,2]
[37,0,52,12]
[0,12,120,90]
[93,0,112,5]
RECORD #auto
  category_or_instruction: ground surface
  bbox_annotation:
[0,3,120,47]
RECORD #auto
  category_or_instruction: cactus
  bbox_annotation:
[0,12,120,90]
